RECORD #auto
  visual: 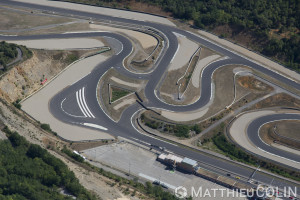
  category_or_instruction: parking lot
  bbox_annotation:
[82,141,247,199]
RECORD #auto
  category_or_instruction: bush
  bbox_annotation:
[62,147,84,163]
[12,99,22,109]
[174,124,189,138]
[41,124,52,132]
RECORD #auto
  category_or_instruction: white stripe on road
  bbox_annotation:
[82,87,95,118]
[83,123,107,131]
[79,88,91,118]
[76,91,87,117]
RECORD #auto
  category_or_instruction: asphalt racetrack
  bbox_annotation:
[1,0,299,192]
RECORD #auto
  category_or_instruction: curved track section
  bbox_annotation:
[247,114,300,163]
[1,0,300,191]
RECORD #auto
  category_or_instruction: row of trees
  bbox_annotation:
[62,0,299,71]
[0,127,96,200]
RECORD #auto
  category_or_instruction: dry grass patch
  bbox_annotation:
[238,76,273,93]
[259,121,300,150]
[252,93,300,109]
[0,7,73,31]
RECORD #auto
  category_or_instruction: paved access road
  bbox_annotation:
[1,0,299,192]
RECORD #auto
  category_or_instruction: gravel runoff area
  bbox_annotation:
[110,77,142,88]
[229,110,300,169]
[82,141,247,200]
[113,98,136,110]
[191,54,221,88]
[21,39,113,141]
[7,38,104,50]
[13,0,175,27]
[168,33,199,71]
[90,24,157,50]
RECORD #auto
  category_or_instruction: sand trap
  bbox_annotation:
[160,108,208,122]
[8,38,104,50]
[90,24,157,49]
[230,110,300,169]
[22,54,114,141]
[113,98,135,110]
[192,54,221,88]
[12,0,175,26]
[110,77,141,88]
[168,34,199,71]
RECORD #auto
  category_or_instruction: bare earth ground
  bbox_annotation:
[276,120,300,141]
[0,6,73,31]
[0,49,86,103]
[19,21,91,35]
[7,38,104,50]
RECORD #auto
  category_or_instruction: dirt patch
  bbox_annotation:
[20,22,91,35]
[259,121,300,151]
[0,7,73,31]
[71,140,116,151]
[0,49,88,103]
[276,120,300,141]
[252,93,300,110]
[237,76,273,93]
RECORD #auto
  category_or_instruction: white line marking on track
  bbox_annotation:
[61,98,85,118]
[79,88,91,118]
[257,147,300,164]
[76,91,87,117]
[82,87,95,118]
[83,123,107,131]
